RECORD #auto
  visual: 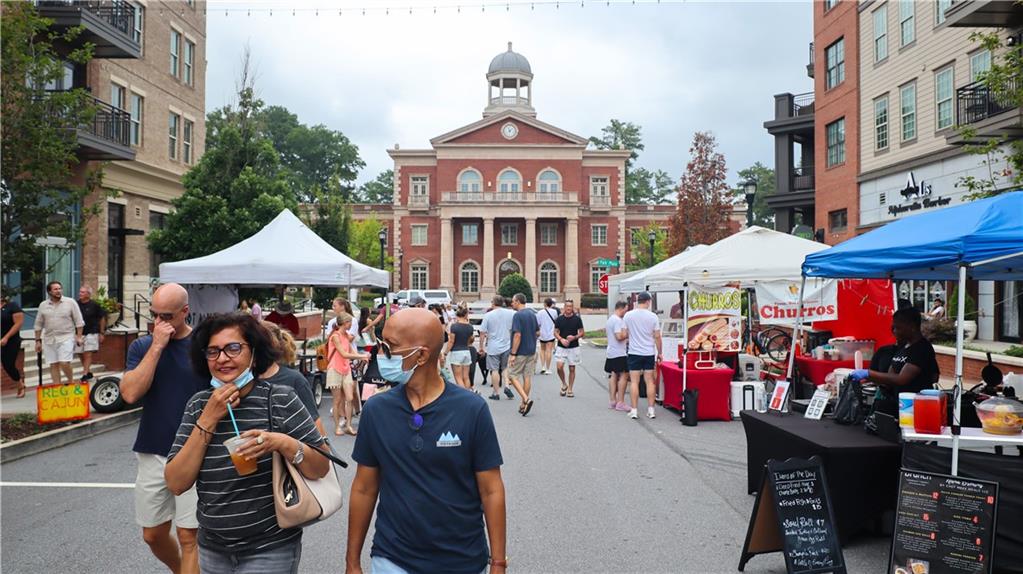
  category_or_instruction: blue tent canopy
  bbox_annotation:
[802,191,1023,281]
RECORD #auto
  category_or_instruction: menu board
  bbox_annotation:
[739,456,846,573]
[889,470,999,574]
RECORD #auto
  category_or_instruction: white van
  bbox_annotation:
[394,289,452,306]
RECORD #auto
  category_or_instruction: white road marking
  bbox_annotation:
[0,481,135,489]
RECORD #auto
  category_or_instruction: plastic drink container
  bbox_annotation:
[224,436,258,476]
[898,392,915,428]
[913,394,943,434]
[919,389,947,427]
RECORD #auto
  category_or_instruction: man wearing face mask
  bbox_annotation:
[346,308,507,574]
[120,283,207,574]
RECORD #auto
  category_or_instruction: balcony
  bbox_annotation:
[763,92,815,140]
[949,78,1023,144]
[792,166,815,192]
[589,194,612,210]
[42,92,135,160]
[408,194,430,210]
[440,191,578,204]
[942,0,1023,28]
[36,1,141,59]
[807,42,815,79]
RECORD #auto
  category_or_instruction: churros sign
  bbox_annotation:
[686,286,742,353]
[755,280,838,326]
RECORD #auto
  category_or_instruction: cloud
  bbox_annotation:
[205,1,813,186]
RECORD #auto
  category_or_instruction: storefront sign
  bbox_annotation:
[888,196,952,216]
[890,470,998,574]
[37,383,90,424]
[685,286,742,352]
[755,280,838,326]
[184,284,240,327]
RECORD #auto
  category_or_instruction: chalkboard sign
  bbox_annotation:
[889,470,999,574]
[738,456,846,573]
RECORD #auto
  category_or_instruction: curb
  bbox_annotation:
[1,408,142,464]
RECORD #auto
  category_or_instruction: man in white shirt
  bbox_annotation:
[34,281,84,386]
[622,292,662,419]
[604,301,630,412]
[535,298,559,375]
[479,295,516,400]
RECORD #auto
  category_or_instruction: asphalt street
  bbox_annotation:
[0,344,889,573]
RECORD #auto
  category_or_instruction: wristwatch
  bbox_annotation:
[291,441,304,465]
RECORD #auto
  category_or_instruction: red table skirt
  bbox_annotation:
[658,362,733,421]
[794,356,856,386]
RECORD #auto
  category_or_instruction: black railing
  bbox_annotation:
[792,166,815,191]
[957,77,1020,126]
[793,92,815,117]
[42,91,132,147]
[36,1,136,39]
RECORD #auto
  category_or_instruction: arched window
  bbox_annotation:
[539,262,559,294]
[498,169,521,194]
[537,170,561,194]
[498,259,520,284]
[460,261,480,293]
[459,170,481,193]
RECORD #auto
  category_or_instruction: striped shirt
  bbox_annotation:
[167,380,324,555]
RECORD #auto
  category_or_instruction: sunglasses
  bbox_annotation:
[151,310,178,321]
[377,341,422,360]
[203,342,248,360]
[409,413,424,453]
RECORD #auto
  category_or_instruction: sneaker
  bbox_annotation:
[628,409,638,420]
[615,402,631,412]
[80,372,94,382]
[503,387,514,399]
[488,394,501,401]
[647,407,656,419]
[608,401,617,410]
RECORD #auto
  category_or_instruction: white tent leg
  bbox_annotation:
[682,286,689,394]
[952,265,967,476]
[786,276,807,381]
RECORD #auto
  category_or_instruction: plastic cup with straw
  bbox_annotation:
[223,404,256,475]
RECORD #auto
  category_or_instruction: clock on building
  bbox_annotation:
[501,122,519,140]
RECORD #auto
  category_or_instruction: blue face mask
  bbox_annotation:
[378,347,422,384]
[210,367,255,390]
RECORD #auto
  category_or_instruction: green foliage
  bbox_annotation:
[305,177,352,310]
[148,63,297,262]
[956,31,1023,199]
[589,119,676,205]
[948,285,978,320]
[733,162,776,227]
[356,170,394,203]
[588,119,644,169]
[580,293,608,309]
[498,273,532,303]
[922,318,957,342]
[1005,345,1023,358]
[626,224,670,271]
[1,3,110,297]
[93,286,119,314]
[348,218,392,271]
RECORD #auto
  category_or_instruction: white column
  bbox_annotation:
[525,218,537,290]
[440,218,453,292]
[482,218,496,297]
[564,217,581,301]
[978,281,995,340]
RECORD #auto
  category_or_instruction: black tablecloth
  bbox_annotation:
[741,411,902,542]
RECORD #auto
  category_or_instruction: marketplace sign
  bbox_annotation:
[685,286,742,353]
[755,280,838,325]
[37,383,90,424]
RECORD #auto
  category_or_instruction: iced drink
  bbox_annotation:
[224,436,258,476]
[913,394,943,435]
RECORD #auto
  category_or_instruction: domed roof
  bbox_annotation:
[488,42,532,75]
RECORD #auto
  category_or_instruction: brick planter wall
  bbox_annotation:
[934,347,1023,385]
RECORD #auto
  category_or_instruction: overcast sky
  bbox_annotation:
[205,1,813,188]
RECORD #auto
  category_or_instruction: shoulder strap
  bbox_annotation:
[545,309,556,322]
[265,381,349,468]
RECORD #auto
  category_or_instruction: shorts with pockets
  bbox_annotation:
[447,350,472,366]
[554,346,581,366]
[74,333,100,354]
[135,453,198,529]
[485,350,510,372]
[326,369,354,390]
[627,354,656,372]
[604,356,629,374]
[42,339,74,364]
[507,353,536,380]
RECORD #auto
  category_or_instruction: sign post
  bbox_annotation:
[596,258,620,268]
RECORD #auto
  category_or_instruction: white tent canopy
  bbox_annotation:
[637,226,829,291]
[617,244,709,293]
[159,209,389,288]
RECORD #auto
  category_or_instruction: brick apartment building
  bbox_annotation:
[11,0,206,327]
[351,44,731,303]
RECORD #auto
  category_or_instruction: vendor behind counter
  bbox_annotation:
[850,307,940,416]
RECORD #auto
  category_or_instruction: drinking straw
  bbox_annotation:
[226,403,241,437]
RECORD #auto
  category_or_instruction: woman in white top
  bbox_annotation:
[536,298,559,375]
[926,298,945,320]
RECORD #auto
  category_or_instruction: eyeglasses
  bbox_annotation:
[151,310,178,321]
[409,412,424,453]
[377,341,421,360]
[203,342,248,360]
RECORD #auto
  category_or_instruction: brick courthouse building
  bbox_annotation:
[354,43,689,302]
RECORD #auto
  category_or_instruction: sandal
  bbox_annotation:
[566,391,575,398]
[16,383,26,398]
[345,426,357,436]
[560,383,567,397]
[522,399,534,416]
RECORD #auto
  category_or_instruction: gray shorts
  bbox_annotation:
[485,350,510,371]
[135,453,198,529]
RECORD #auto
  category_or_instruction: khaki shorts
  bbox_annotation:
[326,369,354,390]
[74,333,100,354]
[135,453,198,529]
[42,339,75,364]
[507,354,536,380]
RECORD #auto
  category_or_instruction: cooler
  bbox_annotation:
[736,353,761,381]
[730,380,764,418]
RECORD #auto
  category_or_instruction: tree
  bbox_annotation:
[305,178,352,310]
[149,55,296,262]
[588,119,644,167]
[626,224,670,272]
[956,30,1023,199]
[670,131,732,252]
[356,169,394,203]
[630,168,676,205]
[1,3,109,298]
[498,273,532,303]
[732,162,776,227]
[348,218,392,271]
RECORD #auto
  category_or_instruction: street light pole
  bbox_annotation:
[743,178,758,229]
[377,227,387,292]
[647,230,656,268]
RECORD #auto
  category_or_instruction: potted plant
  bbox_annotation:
[93,286,121,329]
[948,286,978,342]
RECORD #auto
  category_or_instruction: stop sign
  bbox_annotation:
[598,273,609,294]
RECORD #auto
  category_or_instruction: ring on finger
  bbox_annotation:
[256,434,264,445]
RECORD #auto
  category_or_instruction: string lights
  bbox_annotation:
[201,0,687,17]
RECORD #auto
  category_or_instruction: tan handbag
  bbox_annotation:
[266,386,348,529]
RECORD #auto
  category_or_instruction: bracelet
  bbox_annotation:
[195,422,213,443]
[488,557,508,568]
